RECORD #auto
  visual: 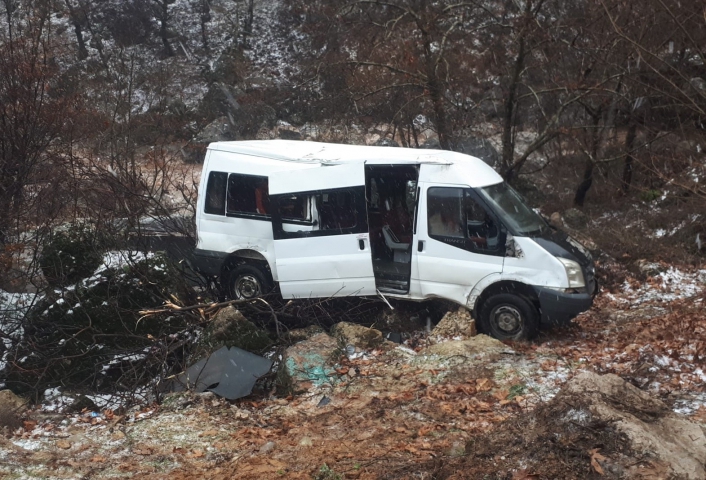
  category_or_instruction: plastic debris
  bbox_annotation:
[172,346,272,400]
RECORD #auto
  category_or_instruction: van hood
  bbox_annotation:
[530,229,593,268]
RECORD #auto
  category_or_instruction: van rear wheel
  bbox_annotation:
[227,264,272,300]
[479,294,539,341]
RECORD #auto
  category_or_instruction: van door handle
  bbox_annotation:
[359,239,365,250]
[417,240,424,252]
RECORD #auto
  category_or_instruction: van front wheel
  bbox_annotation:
[227,264,271,300]
[479,294,539,341]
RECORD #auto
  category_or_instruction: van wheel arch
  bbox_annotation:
[473,281,541,339]
[220,251,274,298]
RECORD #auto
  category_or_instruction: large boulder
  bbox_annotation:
[442,371,706,478]
[330,322,383,350]
[283,325,325,345]
[190,306,272,361]
[453,137,500,167]
[374,138,400,147]
[635,259,667,277]
[183,116,236,163]
[0,390,28,429]
[430,307,476,340]
[277,127,301,140]
[279,333,339,394]
[563,208,590,229]
[559,372,706,479]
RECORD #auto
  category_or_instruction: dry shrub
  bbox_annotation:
[0,404,22,431]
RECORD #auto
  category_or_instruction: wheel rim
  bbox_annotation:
[493,305,523,334]
[233,274,261,299]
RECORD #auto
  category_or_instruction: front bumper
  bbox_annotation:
[534,286,593,327]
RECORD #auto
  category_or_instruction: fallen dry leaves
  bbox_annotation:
[589,448,606,475]
[2,264,704,480]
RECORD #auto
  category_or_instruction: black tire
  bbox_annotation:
[478,293,539,341]
[227,264,272,300]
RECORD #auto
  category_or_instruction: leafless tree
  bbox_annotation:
[151,0,175,57]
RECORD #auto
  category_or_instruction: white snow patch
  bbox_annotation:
[622,266,706,304]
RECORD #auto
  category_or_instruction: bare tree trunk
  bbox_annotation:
[3,0,16,41]
[621,121,637,194]
[410,120,419,148]
[419,1,450,150]
[64,0,88,60]
[243,0,254,46]
[574,107,602,207]
[200,0,211,51]
[574,159,594,207]
[501,34,525,180]
[153,0,175,57]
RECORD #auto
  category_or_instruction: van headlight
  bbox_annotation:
[558,258,585,288]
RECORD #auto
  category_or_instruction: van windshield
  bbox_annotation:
[477,182,549,236]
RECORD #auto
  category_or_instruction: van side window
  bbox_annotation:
[278,195,310,222]
[204,171,228,215]
[317,190,356,230]
[427,187,503,254]
[227,174,269,217]
[428,188,464,237]
[271,187,366,239]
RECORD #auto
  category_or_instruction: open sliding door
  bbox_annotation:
[269,163,375,299]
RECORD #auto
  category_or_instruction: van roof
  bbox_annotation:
[208,140,470,166]
[207,140,504,188]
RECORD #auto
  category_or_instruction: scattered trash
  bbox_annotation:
[317,396,331,408]
[384,332,403,343]
[172,346,272,400]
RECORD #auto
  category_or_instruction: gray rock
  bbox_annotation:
[284,325,325,344]
[559,372,706,479]
[183,116,236,163]
[454,137,500,167]
[0,390,28,427]
[511,177,546,205]
[690,77,706,93]
[279,333,339,394]
[65,395,98,413]
[430,307,476,340]
[330,322,383,350]
[198,83,244,120]
[562,208,590,229]
[259,441,276,454]
[193,116,236,144]
[549,212,564,229]
[277,128,301,140]
[374,138,400,147]
[635,259,666,277]
[419,138,441,149]
[190,306,272,362]
[234,103,277,138]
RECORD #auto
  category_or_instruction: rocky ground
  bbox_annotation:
[1,259,706,479]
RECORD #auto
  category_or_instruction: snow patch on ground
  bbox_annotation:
[622,266,706,304]
[0,290,40,375]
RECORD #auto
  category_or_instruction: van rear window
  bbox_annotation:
[204,171,228,215]
[227,174,269,217]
